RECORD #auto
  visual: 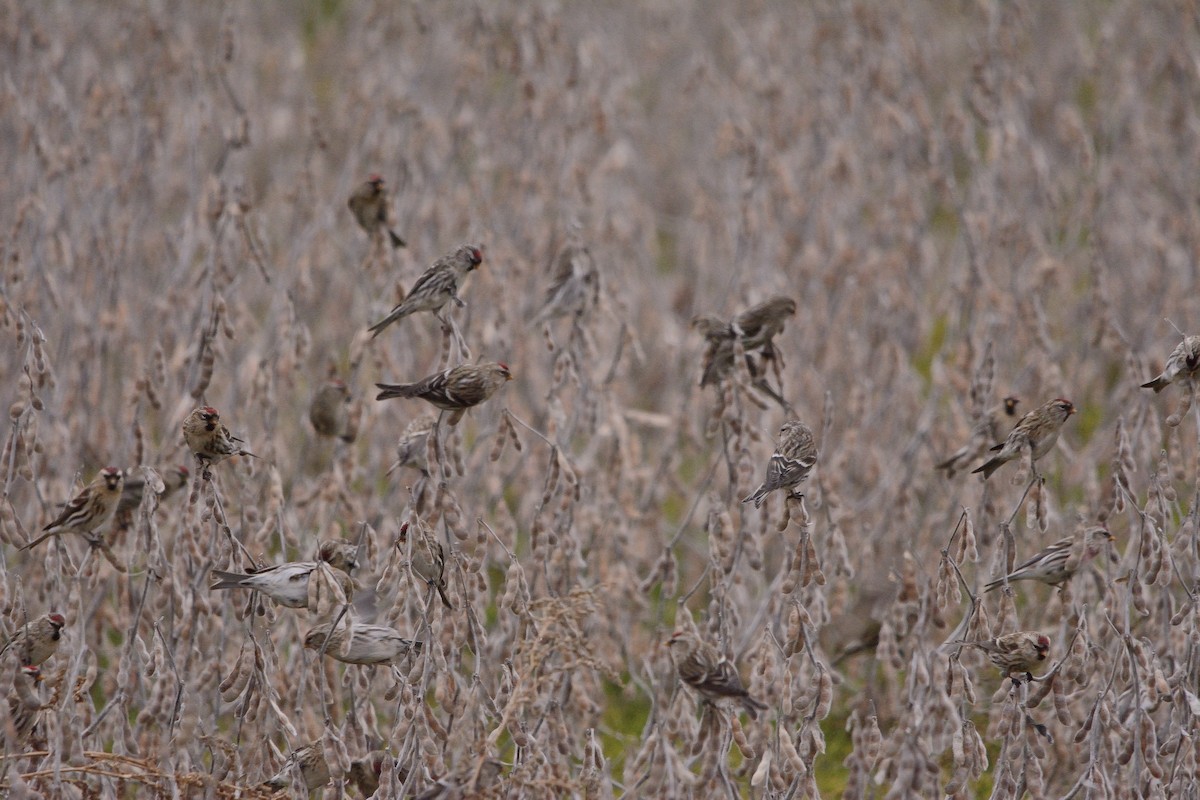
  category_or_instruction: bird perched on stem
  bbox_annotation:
[262,742,332,792]
[116,465,190,516]
[347,174,406,248]
[304,620,422,666]
[0,613,66,668]
[182,406,256,475]
[936,396,1020,477]
[387,415,434,477]
[22,469,124,550]
[309,378,357,443]
[694,296,797,388]
[984,527,1112,592]
[400,521,452,609]
[376,361,512,426]
[667,629,766,719]
[950,631,1051,683]
[367,244,483,336]
[1141,335,1200,393]
[743,420,818,508]
[532,237,599,325]
[971,398,1075,480]
[4,664,44,749]
[210,541,359,609]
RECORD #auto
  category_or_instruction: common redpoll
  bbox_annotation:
[348,751,394,797]
[972,398,1075,479]
[22,468,124,550]
[984,527,1112,592]
[667,630,766,719]
[0,613,65,668]
[348,174,406,248]
[376,361,512,426]
[400,521,452,609]
[309,378,357,443]
[182,406,256,470]
[695,296,797,387]
[532,239,599,324]
[262,742,332,791]
[367,244,483,336]
[952,631,1051,681]
[743,420,818,508]
[1141,335,1200,393]
[304,620,422,665]
[116,465,190,515]
[936,396,1021,477]
[4,665,43,748]
[387,415,434,476]
[210,541,359,609]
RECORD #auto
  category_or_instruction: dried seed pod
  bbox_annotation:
[813,669,833,720]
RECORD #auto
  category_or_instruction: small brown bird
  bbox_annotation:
[348,174,406,248]
[23,468,124,550]
[984,527,1112,592]
[0,613,66,668]
[367,244,483,336]
[1142,335,1200,393]
[952,631,1051,682]
[262,741,333,792]
[400,521,452,609]
[309,378,357,443]
[210,541,359,609]
[116,465,190,515]
[304,620,422,666]
[4,665,44,749]
[972,398,1075,479]
[743,421,818,508]
[182,406,256,472]
[667,630,766,719]
[532,239,599,324]
[695,296,797,387]
[387,415,435,476]
[376,361,512,426]
[348,751,394,797]
[936,396,1021,477]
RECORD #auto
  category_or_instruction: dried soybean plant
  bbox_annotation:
[3,1,1200,798]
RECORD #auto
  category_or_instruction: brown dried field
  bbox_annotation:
[2,1,1200,797]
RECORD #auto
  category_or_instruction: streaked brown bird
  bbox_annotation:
[952,631,1051,682]
[387,415,435,477]
[0,613,66,668]
[743,420,818,508]
[182,406,256,473]
[210,540,359,610]
[532,238,599,324]
[936,396,1020,477]
[1142,335,1200,393]
[309,378,357,443]
[667,629,767,719]
[400,521,452,609]
[348,174,406,248]
[116,465,190,515]
[984,527,1112,592]
[23,469,124,550]
[972,398,1075,479]
[262,741,333,792]
[695,296,797,387]
[304,620,422,666]
[368,244,483,336]
[377,361,512,426]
